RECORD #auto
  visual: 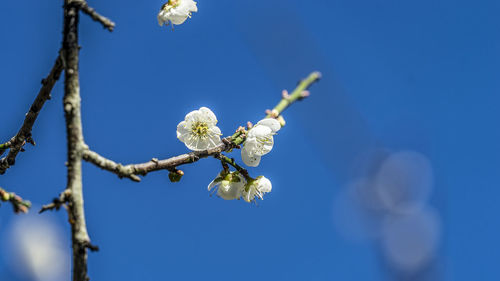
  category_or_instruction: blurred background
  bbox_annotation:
[1,0,499,280]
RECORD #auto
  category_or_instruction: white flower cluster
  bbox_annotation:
[208,172,272,203]
[158,0,198,27]
[176,107,281,203]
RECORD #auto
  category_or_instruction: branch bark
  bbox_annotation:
[82,142,232,181]
[74,0,115,31]
[0,56,63,174]
[62,1,94,280]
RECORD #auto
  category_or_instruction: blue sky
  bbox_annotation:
[1,0,499,280]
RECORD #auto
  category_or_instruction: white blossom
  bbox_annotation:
[158,0,198,27]
[177,107,222,151]
[208,172,246,200]
[243,176,272,203]
[241,118,281,167]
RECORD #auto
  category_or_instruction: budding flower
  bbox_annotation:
[1,191,10,201]
[241,118,281,167]
[243,176,272,203]
[208,172,246,200]
[158,0,198,27]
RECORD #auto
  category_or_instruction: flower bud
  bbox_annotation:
[1,192,10,201]
[168,170,184,182]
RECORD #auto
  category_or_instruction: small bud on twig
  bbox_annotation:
[282,89,290,99]
[1,192,10,201]
[277,115,286,127]
[168,169,184,182]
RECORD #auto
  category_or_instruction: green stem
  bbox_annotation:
[267,71,321,118]
[230,131,245,146]
[218,154,250,179]
[225,71,320,149]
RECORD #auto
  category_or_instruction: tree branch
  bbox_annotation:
[74,0,115,31]
[82,148,142,182]
[82,141,232,182]
[81,71,321,181]
[62,1,94,280]
[0,56,64,174]
[39,190,70,214]
[0,187,31,214]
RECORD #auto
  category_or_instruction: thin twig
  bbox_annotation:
[0,56,64,174]
[74,0,115,31]
[39,190,70,213]
[0,187,31,214]
[82,148,142,182]
[266,71,321,118]
[215,154,250,179]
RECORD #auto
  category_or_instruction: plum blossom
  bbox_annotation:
[241,118,281,167]
[158,0,198,27]
[177,107,222,151]
[243,176,272,203]
[208,172,246,200]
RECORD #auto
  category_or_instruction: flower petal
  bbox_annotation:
[184,136,198,151]
[241,147,261,167]
[168,14,189,25]
[257,118,281,133]
[208,177,222,191]
[176,121,190,139]
[184,109,202,123]
[257,176,272,193]
[199,107,218,126]
[247,125,272,139]
[193,138,210,151]
[209,125,221,136]
[217,186,242,200]
[208,134,222,149]
[259,136,274,155]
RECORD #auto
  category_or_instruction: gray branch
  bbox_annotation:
[62,1,94,280]
[74,0,115,31]
[0,56,63,174]
[82,141,233,181]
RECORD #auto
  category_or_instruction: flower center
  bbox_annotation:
[168,0,181,7]
[192,121,209,137]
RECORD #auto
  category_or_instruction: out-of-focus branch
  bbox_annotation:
[74,0,115,31]
[0,56,64,174]
[0,187,31,214]
[82,71,321,181]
